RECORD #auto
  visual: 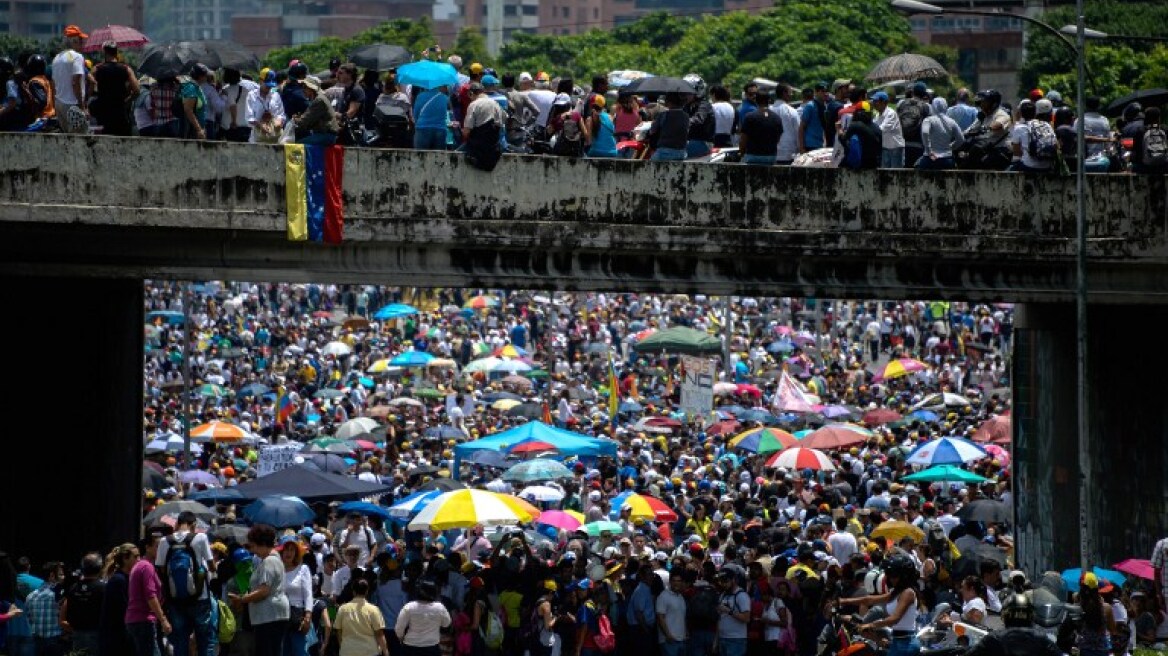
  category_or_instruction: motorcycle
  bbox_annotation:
[820,605,892,656]
[916,603,989,656]
[955,128,1012,171]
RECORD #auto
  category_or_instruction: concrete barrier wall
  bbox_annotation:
[0,133,1165,259]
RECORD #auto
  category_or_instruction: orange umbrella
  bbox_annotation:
[800,424,872,450]
[190,421,249,443]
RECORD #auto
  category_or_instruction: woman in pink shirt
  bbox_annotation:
[125,536,171,656]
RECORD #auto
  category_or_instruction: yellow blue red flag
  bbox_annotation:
[285,144,345,243]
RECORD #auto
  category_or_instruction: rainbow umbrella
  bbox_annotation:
[406,490,538,531]
[874,358,928,381]
[764,447,836,471]
[610,492,678,522]
[493,344,528,358]
[464,295,500,310]
[728,427,798,454]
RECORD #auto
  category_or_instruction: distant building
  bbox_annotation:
[148,0,256,42]
[906,0,1033,95]
[1,0,140,40]
[231,0,433,56]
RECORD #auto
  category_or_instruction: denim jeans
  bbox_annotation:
[687,629,715,656]
[652,147,687,161]
[882,147,905,168]
[742,154,776,165]
[8,634,34,656]
[71,629,100,655]
[686,140,712,158]
[916,155,955,170]
[414,127,448,150]
[126,621,162,656]
[719,637,747,656]
[661,639,688,656]
[168,598,218,656]
[887,635,921,656]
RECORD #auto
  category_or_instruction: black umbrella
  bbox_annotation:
[347,44,412,71]
[138,41,206,78]
[507,403,544,419]
[467,450,511,468]
[417,477,467,492]
[625,76,697,95]
[232,464,391,502]
[1104,88,1168,118]
[195,40,260,71]
[955,498,1011,524]
[307,453,349,474]
[142,466,168,491]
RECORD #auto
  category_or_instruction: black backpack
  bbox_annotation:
[686,585,720,626]
[898,98,928,141]
[1143,126,1168,166]
[1027,119,1059,161]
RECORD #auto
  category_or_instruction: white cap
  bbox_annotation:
[588,490,601,501]
[653,551,668,562]
[554,92,571,106]
[518,71,533,83]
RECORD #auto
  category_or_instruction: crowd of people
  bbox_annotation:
[0,280,1158,656]
[2,25,1165,173]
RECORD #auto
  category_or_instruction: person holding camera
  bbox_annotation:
[715,569,751,656]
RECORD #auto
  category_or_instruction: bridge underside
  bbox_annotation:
[2,221,1167,303]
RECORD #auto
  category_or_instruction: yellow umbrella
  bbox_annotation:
[367,358,392,374]
[870,520,925,544]
[406,490,539,531]
[565,509,586,524]
[492,399,522,411]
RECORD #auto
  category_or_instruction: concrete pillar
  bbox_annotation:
[1014,303,1168,574]
[0,277,143,565]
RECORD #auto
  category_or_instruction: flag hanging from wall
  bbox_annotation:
[285,144,344,243]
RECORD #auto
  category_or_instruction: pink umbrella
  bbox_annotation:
[81,25,151,53]
[536,510,582,532]
[984,444,1010,467]
[1114,559,1155,581]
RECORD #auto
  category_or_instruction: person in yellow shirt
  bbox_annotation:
[685,504,713,548]
[334,578,389,656]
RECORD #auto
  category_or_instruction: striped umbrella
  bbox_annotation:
[874,358,928,381]
[407,490,538,531]
[728,427,798,454]
[764,447,836,471]
[610,492,678,522]
[904,437,987,466]
[800,423,872,450]
[464,295,500,310]
[190,421,249,443]
[388,490,443,519]
[493,344,528,358]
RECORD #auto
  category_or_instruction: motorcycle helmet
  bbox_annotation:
[231,547,252,563]
[882,553,917,580]
[1033,602,1067,628]
[975,89,1002,107]
[25,54,46,77]
[683,73,707,98]
[0,57,13,79]
[1001,590,1035,628]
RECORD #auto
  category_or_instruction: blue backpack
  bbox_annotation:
[845,134,863,169]
[164,533,206,603]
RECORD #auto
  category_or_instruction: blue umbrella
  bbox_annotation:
[146,310,185,325]
[242,495,314,527]
[189,487,243,503]
[424,425,466,440]
[391,351,434,367]
[388,489,442,518]
[1061,567,1126,593]
[238,383,270,398]
[358,377,375,389]
[467,450,511,468]
[908,409,940,422]
[738,409,779,425]
[372,303,419,320]
[338,501,392,520]
[767,340,794,354]
[395,60,459,90]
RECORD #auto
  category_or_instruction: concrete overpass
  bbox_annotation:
[1,134,1166,576]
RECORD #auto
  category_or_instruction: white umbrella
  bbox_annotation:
[322,341,352,356]
[493,360,532,374]
[465,357,502,373]
[713,382,738,396]
[335,417,379,439]
[911,392,972,411]
[519,485,565,503]
[387,397,424,407]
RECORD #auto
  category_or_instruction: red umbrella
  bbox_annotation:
[862,408,902,426]
[509,440,557,454]
[644,416,682,429]
[736,383,762,398]
[973,414,1011,443]
[1114,559,1155,581]
[801,424,872,450]
[706,420,741,436]
[82,25,151,53]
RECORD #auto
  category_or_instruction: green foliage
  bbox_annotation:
[0,34,63,61]
[1020,1,1168,103]
[452,27,492,69]
[262,18,437,73]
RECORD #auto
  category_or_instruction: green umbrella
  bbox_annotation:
[526,369,550,379]
[632,326,722,355]
[584,520,624,537]
[198,383,226,397]
[413,387,445,399]
[902,464,989,484]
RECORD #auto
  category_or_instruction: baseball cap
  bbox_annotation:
[536,71,550,82]
[64,25,88,39]
[518,72,533,83]
[858,100,871,112]
[653,551,668,562]
[470,62,484,74]
[832,79,852,92]
[553,92,571,106]
[263,71,278,88]
[481,74,499,87]
[1081,572,1099,589]
[814,81,829,91]
[303,77,321,93]
[310,533,326,545]
[468,81,484,93]
[912,81,928,95]
[1029,88,1045,101]
[276,535,300,551]
[871,91,889,102]
[1036,98,1053,114]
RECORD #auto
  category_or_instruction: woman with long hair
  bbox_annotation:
[839,554,921,656]
[1077,574,1117,656]
[395,578,451,656]
[334,578,389,656]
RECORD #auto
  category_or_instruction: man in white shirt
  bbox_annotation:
[525,71,556,131]
[246,72,286,143]
[656,570,689,655]
[871,91,904,168]
[52,25,88,133]
[770,84,802,164]
[827,517,858,563]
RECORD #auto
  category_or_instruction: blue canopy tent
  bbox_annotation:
[452,421,618,480]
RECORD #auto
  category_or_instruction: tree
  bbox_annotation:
[262,18,437,73]
[451,27,491,69]
[1019,1,1168,102]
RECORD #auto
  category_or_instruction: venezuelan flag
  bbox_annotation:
[285,144,345,243]
[607,350,619,428]
[276,386,294,425]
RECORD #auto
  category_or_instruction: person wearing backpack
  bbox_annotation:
[714,568,752,656]
[897,82,933,167]
[154,511,218,656]
[1134,107,1168,175]
[1007,100,1054,173]
[840,101,882,170]
[917,97,965,171]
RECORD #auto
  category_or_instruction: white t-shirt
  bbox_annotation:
[155,530,215,601]
[712,101,735,136]
[827,531,858,563]
[1010,122,1052,170]
[526,88,556,127]
[763,597,788,641]
[51,49,86,105]
[962,596,988,622]
[656,588,688,642]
